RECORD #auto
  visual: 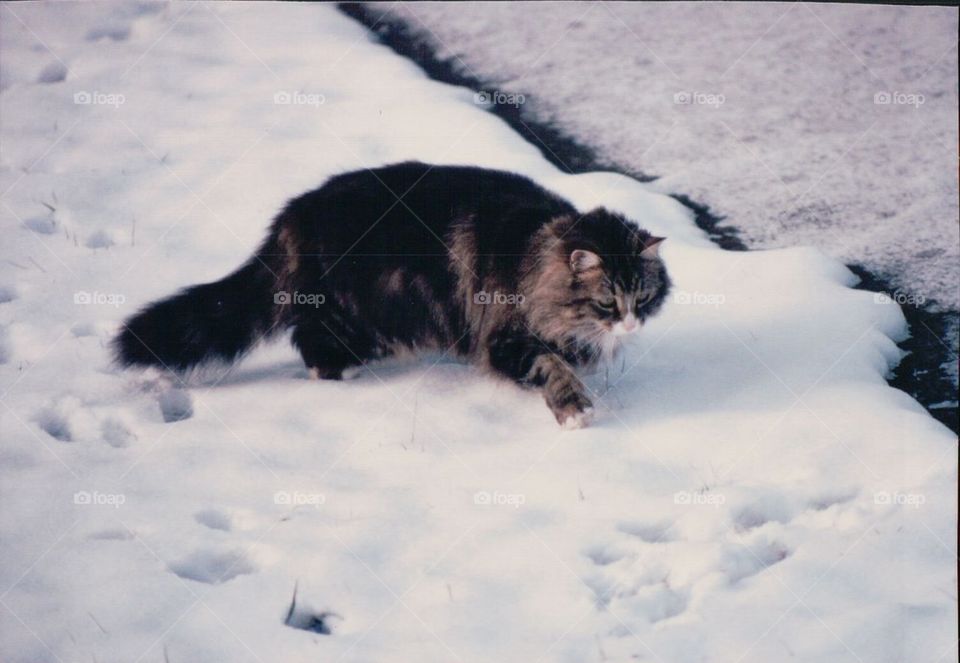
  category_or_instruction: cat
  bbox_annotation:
[114,162,671,428]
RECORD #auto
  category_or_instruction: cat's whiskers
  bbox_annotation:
[562,323,620,365]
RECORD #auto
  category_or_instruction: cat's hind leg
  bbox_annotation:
[291,317,371,381]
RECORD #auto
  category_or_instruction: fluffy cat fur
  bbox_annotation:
[114,162,671,428]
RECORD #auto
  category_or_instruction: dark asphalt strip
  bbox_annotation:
[339,2,958,434]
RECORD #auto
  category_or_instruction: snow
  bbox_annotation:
[360,1,960,384]
[0,3,956,663]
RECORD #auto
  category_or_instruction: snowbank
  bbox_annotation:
[359,1,960,397]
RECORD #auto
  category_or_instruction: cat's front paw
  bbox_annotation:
[559,406,594,430]
[551,395,595,430]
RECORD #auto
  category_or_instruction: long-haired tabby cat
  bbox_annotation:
[115,162,670,428]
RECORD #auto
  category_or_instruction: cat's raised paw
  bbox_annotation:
[560,406,594,430]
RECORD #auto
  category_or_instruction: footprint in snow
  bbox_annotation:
[85,230,114,249]
[720,539,791,583]
[611,585,688,626]
[131,2,165,17]
[0,326,9,365]
[70,321,101,338]
[23,215,57,234]
[195,508,232,532]
[36,404,73,442]
[36,61,67,84]
[807,489,857,512]
[159,388,193,423]
[36,398,136,445]
[100,415,137,448]
[168,548,256,584]
[583,543,630,567]
[585,519,691,622]
[0,284,17,304]
[615,520,675,544]
[85,23,131,42]
[731,504,793,533]
[583,572,620,610]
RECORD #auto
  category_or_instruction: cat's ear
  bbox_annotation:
[640,236,666,259]
[569,249,602,272]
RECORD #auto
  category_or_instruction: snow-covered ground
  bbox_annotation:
[358,1,960,392]
[0,3,956,663]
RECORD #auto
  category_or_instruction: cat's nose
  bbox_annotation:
[622,314,638,332]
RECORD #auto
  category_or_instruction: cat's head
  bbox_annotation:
[526,208,671,352]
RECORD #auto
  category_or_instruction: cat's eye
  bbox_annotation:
[597,299,616,310]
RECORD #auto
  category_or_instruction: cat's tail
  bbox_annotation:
[113,255,285,372]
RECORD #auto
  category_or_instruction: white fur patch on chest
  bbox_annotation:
[599,332,621,363]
